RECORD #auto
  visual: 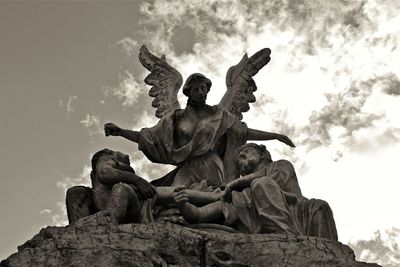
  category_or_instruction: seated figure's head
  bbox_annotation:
[113,151,130,165]
[91,149,130,173]
[236,143,272,176]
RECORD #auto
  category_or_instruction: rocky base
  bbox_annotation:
[1,212,380,267]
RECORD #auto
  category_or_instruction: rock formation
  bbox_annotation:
[1,212,380,267]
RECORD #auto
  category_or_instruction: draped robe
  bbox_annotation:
[222,160,338,240]
[138,107,248,187]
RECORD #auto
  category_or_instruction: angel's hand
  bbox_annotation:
[276,134,295,147]
[104,123,122,137]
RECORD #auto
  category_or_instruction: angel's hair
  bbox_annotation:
[237,143,272,163]
[182,73,212,97]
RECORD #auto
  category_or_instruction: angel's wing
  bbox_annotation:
[139,45,183,118]
[218,48,271,120]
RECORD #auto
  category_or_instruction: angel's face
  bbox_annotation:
[189,80,208,103]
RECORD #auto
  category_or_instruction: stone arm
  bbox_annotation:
[223,169,265,202]
[119,129,140,143]
[223,168,298,204]
[247,128,295,147]
[115,161,135,173]
[156,186,222,206]
[104,123,140,143]
[173,188,224,224]
[96,158,156,199]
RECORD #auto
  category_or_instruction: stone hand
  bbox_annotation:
[223,186,233,203]
[223,178,247,203]
[104,122,122,137]
[276,134,295,147]
[223,180,239,203]
[173,186,189,207]
[135,178,156,200]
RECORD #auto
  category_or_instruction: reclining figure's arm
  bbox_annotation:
[173,187,223,224]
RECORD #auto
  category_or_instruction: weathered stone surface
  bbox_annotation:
[205,233,379,267]
[1,212,380,267]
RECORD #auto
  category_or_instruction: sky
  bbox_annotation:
[0,0,399,265]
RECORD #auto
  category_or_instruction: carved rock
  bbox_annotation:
[1,212,380,267]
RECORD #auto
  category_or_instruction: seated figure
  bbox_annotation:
[173,143,338,241]
[66,149,156,224]
[66,149,223,224]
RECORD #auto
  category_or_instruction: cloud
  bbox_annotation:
[48,202,68,227]
[43,165,92,227]
[66,96,78,117]
[80,114,102,136]
[39,209,51,215]
[59,95,78,119]
[112,37,139,56]
[103,70,149,107]
[130,150,174,182]
[381,73,400,96]
[301,78,385,150]
[56,164,91,192]
[349,227,400,267]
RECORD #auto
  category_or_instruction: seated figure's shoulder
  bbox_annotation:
[274,159,296,172]
[275,159,293,165]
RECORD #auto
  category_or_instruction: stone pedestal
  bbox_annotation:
[1,213,380,267]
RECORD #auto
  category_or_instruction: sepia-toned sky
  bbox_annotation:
[1,1,399,263]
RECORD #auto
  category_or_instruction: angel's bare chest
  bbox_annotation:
[174,109,211,144]
[175,115,197,141]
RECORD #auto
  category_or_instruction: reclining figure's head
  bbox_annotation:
[236,143,272,176]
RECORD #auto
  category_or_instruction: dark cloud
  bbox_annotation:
[345,127,400,154]
[349,227,400,267]
[266,73,399,161]
[381,73,400,96]
[303,78,384,149]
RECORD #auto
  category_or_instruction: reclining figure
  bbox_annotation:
[174,143,338,240]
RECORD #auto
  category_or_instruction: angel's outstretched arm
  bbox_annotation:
[247,128,295,147]
[104,122,140,143]
[119,129,140,143]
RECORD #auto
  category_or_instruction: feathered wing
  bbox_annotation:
[139,45,183,118]
[218,48,271,120]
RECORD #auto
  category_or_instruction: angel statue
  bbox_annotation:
[104,46,294,189]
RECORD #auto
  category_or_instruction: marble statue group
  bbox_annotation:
[66,46,338,241]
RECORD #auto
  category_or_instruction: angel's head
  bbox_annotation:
[183,73,212,103]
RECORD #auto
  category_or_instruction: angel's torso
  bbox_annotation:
[174,104,217,148]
